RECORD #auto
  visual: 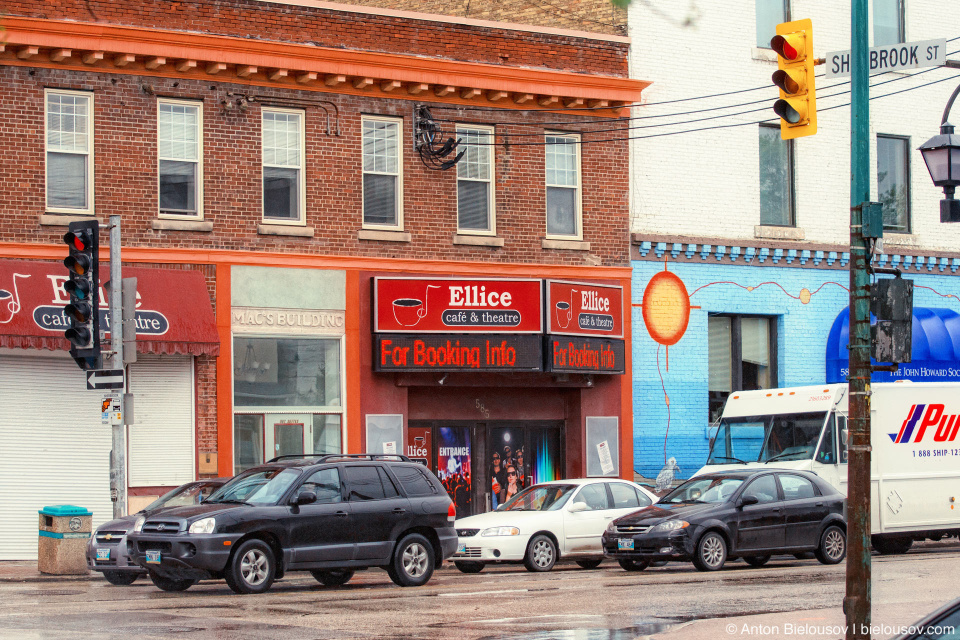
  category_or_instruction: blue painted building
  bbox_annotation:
[631,239,960,480]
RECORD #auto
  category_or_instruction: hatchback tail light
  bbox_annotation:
[448,501,456,521]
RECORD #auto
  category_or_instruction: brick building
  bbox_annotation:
[0,0,646,557]
[626,0,960,478]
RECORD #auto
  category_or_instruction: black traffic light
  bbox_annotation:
[62,219,102,370]
[871,276,913,364]
[771,19,817,139]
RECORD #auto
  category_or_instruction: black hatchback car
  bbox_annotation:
[127,454,458,593]
[602,469,846,572]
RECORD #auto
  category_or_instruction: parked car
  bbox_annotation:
[87,478,229,585]
[127,454,457,594]
[602,469,846,572]
[890,597,960,640]
[452,478,659,573]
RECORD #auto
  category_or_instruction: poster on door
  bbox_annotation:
[407,427,432,468]
[437,427,471,516]
[489,427,528,509]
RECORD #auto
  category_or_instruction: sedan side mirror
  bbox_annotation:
[568,501,588,513]
[294,490,317,506]
[737,495,759,509]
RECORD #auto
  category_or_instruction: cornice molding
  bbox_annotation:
[0,17,647,113]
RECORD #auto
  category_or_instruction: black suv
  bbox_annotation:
[127,454,457,594]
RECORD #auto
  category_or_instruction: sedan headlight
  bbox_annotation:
[651,519,689,533]
[481,526,520,537]
[188,517,216,534]
[605,520,618,532]
[132,516,146,533]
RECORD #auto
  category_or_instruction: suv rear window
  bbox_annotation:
[345,465,395,501]
[391,465,437,497]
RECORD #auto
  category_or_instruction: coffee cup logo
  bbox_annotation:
[555,289,577,329]
[392,285,440,328]
[0,273,29,324]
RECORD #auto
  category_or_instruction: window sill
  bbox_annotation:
[453,234,504,247]
[880,233,917,246]
[754,225,805,240]
[152,219,213,232]
[40,213,95,226]
[542,238,590,251]
[358,229,411,243]
[752,47,778,62]
[258,224,314,238]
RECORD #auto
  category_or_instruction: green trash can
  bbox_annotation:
[38,505,92,575]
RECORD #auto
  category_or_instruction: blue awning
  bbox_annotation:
[826,307,960,383]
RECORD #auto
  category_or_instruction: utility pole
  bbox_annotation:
[109,215,127,520]
[845,1,872,638]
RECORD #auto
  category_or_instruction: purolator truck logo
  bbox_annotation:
[891,404,960,443]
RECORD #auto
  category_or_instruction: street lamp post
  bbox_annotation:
[918,82,960,222]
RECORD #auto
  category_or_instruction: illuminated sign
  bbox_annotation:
[546,335,625,374]
[546,280,623,338]
[375,334,542,372]
[374,278,543,334]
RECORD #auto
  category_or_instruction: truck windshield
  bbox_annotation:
[707,411,827,464]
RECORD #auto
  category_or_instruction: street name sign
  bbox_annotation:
[825,38,946,78]
[87,369,124,390]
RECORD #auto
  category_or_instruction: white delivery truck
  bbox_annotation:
[696,382,960,554]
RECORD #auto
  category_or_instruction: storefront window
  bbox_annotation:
[313,414,342,454]
[234,414,265,475]
[234,337,341,408]
[708,315,778,423]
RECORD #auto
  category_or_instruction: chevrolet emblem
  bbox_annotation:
[105,534,113,541]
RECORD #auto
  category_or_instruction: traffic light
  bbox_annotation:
[771,19,817,140]
[62,219,102,370]
[871,276,913,364]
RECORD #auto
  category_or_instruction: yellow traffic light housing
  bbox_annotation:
[771,19,817,139]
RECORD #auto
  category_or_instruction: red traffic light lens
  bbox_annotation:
[63,231,89,252]
[771,35,799,60]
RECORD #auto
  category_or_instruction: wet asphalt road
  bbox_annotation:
[0,542,957,640]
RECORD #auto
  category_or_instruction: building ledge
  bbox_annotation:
[39,213,94,226]
[359,229,411,243]
[152,218,213,232]
[542,238,591,251]
[453,234,505,247]
[258,224,314,237]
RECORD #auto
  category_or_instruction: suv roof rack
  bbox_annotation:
[266,453,413,463]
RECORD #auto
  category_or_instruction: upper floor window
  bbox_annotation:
[756,0,788,48]
[759,124,795,227]
[362,116,402,229]
[262,108,305,224]
[545,133,581,239]
[874,0,905,46]
[45,89,93,214]
[878,134,910,233]
[456,125,495,235]
[158,99,202,218]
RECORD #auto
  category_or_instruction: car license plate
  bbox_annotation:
[457,542,466,554]
[96,548,110,561]
[146,550,161,564]
[618,538,635,550]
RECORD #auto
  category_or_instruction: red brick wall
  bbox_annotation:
[3,66,630,267]
[5,0,629,76]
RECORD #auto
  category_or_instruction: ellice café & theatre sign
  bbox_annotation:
[372,278,625,374]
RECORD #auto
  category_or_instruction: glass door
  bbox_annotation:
[267,414,309,460]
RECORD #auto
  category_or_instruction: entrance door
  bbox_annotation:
[267,414,309,459]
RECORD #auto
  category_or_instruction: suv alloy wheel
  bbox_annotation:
[387,533,435,587]
[225,539,276,594]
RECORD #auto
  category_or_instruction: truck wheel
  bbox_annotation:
[454,561,485,574]
[523,535,557,572]
[149,571,196,592]
[743,555,771,567]
[576,559,603,570]
[816,525,847,564]
[693,532,727,571]
[102,570,139,586]
[388,533,434,587]
[618,558,650,571]
[310,569,354,586]
[871,535,912,555]
[226,539,276,594]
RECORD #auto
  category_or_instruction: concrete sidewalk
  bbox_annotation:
[0,561,99,583]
